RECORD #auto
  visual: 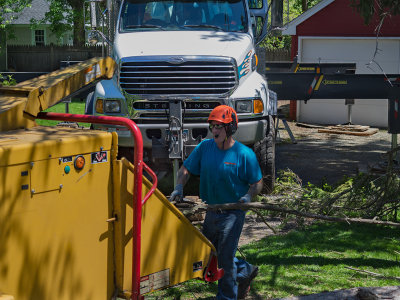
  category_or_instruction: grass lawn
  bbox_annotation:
[35,99,88,127]
[148,222,400,299]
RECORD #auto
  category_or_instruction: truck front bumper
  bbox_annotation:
[93,118,268,149]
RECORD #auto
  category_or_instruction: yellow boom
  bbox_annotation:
[0,56,116,132]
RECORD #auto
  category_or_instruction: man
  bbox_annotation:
[170,105,262,300]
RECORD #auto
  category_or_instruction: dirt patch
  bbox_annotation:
[239,214,279,247]
[275,121,394,185]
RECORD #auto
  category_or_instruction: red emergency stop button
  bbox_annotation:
[74,155,85,170]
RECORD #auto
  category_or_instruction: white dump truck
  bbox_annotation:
[85,0,276,190]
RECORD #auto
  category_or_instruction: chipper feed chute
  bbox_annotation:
[113,158,221,298]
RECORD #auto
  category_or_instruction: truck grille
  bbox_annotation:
[119,56,237,96]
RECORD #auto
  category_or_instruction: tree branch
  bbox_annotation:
[345,266,400,281]
[208,202,400,228]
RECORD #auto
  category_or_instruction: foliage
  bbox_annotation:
[30,0,73,43]
[30,0,86,46]
[261,0,400,49]
[270,169,400,224]
[0,0,32,40]
[350,0,400,24]
[0,0,32,29]
[261,0,323,50]
[148,222,400,299]
[0,73,16,86]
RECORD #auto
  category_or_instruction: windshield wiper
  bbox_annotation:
[125,24,165,30]
[183,24,224,31]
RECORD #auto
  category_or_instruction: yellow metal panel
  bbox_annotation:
[0,127,113,167]
[113,160,215,297]
[30,158,64,193]
[0,96,36,131]
[0,129,117,300]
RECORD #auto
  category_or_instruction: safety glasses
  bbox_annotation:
[209,123,226,130]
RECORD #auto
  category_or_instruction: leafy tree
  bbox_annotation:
[261,0,322,50]
[1,0,32,44]
[350,0,400,24]
[31,0,86,46]
[0,0,32,70]
[0,0,32,29]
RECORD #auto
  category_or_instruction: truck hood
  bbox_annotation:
[113,31,253,63]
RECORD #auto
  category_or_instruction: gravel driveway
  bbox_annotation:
[275,121,395,185]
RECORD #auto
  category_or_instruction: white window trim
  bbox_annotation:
[297,36,400,62]
[32,28,47,46]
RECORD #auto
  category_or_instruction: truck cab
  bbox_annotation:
[86,0,276,190]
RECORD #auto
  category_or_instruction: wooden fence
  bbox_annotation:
[7,45,104,72]
[256,47,291,74]
[7,45,291,73]
[265,48,291,61]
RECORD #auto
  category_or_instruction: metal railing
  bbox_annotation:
[36,112,157,300]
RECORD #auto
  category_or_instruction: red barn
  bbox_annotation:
[283,0,400,127]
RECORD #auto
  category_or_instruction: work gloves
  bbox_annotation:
[169,184,183,202]
[239,193,251,203]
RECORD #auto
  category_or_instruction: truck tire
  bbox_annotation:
[253,115,275,194]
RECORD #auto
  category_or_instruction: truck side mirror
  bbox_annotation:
[248,0,268,44]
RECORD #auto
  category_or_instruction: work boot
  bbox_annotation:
[237,265,259,299]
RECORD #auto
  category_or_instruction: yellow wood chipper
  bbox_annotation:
[0,57,223,300]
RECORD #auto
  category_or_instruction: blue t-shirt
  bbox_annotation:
[183,139,262,204]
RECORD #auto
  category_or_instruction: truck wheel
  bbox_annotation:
[253,115,275,194]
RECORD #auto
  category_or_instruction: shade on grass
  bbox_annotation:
[149,222,400,299]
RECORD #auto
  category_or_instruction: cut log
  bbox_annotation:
[318,128,378,136]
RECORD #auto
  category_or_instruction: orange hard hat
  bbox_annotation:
[208,105,238,125]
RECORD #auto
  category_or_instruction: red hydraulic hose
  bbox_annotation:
[36,112,145,300]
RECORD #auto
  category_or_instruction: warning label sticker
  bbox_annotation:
[85,63,101,84]
[91,151,108,164]
[140,269,170,295]
[193,261,203,272]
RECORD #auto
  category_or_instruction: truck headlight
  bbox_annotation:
[104,100,121,113]
[236,100,252,113]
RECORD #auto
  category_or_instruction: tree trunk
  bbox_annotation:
[68,0,86,47]
[0,29,7,71]
[302,0,308,12]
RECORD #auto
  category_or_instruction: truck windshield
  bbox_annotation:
[120,0,248,32]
